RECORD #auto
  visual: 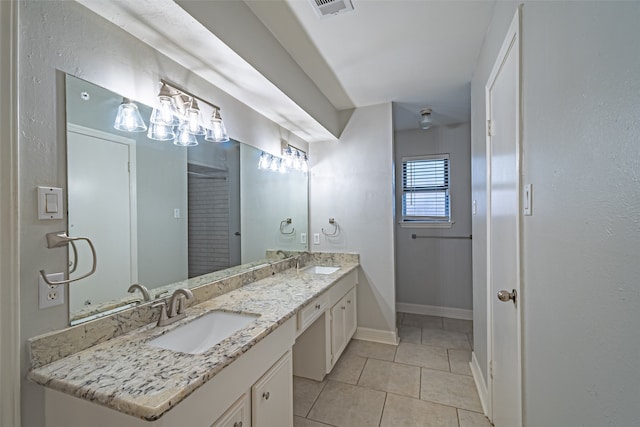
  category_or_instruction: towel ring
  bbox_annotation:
[322,218,339,237]
[39,231,98,286]
[280,218,295,235]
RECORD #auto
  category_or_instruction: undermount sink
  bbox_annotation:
[148,310,260,355]
[304,265,341,275]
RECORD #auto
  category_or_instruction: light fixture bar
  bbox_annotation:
[160,79,220,111]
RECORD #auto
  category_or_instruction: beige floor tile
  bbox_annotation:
[394,342,449,371]
[458,409,493,427]
[293,376,327,417]
[421,368,483,412]
[294,415,335,427]
[343,338,397,361]
[326,351,366,384]
[398,325,422,344]
[448,349,472,376]
[307,381,386,427]
[443,317,473,334]
[422,328,472,351]
[357,358,421,398]
[396,311,404,325]
[402,313,443,329]
[380,393,459,427]
[468,332,474,350]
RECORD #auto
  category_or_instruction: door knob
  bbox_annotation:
[497,289,517,303]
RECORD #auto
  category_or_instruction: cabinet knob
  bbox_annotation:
[233,422,243,427]
[347,300,351,304]
[315,304,321,309]
[262,391,270,400]
[341,306,346,310]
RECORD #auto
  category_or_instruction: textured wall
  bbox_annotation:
[395,124,472,312]
[309,103,396,336]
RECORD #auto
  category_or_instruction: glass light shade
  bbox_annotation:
[114,99,147,132]
[301,154,309,173]
[205,109,229,142]
[278,159,287,174]
[150,95,180,126]
[269,157,280,172]
[185,107,205,135]
[293,151,303,171]
[283,147,294,169]
[147,122,176,141]
[258,152,271,170]
[173,124,198,147]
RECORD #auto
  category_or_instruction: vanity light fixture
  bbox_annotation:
[419,108,433,131]
[146,80,229,146]
[205,107,229,142]
[114,98,147,132]
[257,145,309,174]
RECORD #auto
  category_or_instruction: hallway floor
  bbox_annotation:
[293,313,492,427]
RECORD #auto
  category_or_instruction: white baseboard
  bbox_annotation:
[353,327,399,346]
[396,302,473,320]
[470,351,490,417]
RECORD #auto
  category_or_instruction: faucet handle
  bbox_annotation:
[152,301,169,327]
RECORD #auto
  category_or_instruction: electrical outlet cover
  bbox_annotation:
[39,272,65,308]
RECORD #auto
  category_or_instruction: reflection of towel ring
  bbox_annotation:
[280,218,295,235]
[68,240,78,274]
[322,218,339,237]
[39,231,98,286]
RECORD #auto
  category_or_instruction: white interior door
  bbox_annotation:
[486,9,522,427]
[67,124,137,315]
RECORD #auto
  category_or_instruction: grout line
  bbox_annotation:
[456,407,462,427]
[447,348,452,372]
[378,392,388,427]
[303,377,329,418]
[419,366,423,400]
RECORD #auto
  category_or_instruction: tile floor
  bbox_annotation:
[293,313,493,427]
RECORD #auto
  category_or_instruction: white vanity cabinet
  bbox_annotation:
[211,393,250,427]
[293,269,358,380]
[251,351,293,427]
[330,286,357,363]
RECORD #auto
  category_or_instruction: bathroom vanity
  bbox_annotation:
[29,257,358,427]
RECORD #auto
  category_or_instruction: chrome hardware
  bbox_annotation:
[233,422,243,427]
[315,304,321,309]
[39,231,98,286]
[321,218,339,237]
[155,288,194,326]
[341,306,346,310]
[347,300,351,304]
[262,391,270,400]
[128,284,151,301]
[497,289,517,303]
[280,218,295,235]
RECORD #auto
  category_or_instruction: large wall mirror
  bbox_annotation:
[65,75,308,324]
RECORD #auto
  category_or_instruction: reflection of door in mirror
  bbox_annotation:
[67,124,137,314]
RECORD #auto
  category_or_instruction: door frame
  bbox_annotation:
[485,6,523,425]
[0,1,20,426]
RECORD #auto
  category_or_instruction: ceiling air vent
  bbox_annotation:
[309,0,354,18]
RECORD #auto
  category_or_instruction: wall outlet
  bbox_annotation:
[39,272,65,308]
[313,233,320,245]
[300,232,307,244]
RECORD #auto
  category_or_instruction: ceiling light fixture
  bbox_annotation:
[419,108,433,131]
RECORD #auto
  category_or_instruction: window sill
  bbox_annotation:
[399,221,454,229]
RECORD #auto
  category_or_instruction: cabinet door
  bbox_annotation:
[252,351,293,427]
[330,298,347,364]
[344,287,357,340]
[211,393,251,427]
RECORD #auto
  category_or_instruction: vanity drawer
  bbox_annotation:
[297,293,329,332]
[211,392,250,427]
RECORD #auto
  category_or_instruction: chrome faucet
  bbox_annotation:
[276,249,288,259]
[153,288,194,327]
[296,251,312,271]
[127,284,151,302]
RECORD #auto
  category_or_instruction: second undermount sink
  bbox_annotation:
[148,310,260,355]
[304,265,341,275]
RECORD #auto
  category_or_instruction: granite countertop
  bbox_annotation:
[28,262,358,421]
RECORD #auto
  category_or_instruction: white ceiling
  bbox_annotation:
[76,0,495,139]
[249,0,496,131]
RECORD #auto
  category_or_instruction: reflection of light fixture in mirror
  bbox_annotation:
[150,83,181,126]
[173,123,198,147]
[269,157,281,172]
[258,151,271,170]
[419,108,433,130]
[147,122,176,141]
[301,153,309,173]
[114,98,147,132]
[205,108,229,142]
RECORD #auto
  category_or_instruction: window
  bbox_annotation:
[401,154,450,224]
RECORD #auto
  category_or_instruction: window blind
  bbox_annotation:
[402,154,450,222]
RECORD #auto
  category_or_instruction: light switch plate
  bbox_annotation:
[37,186,63,220]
